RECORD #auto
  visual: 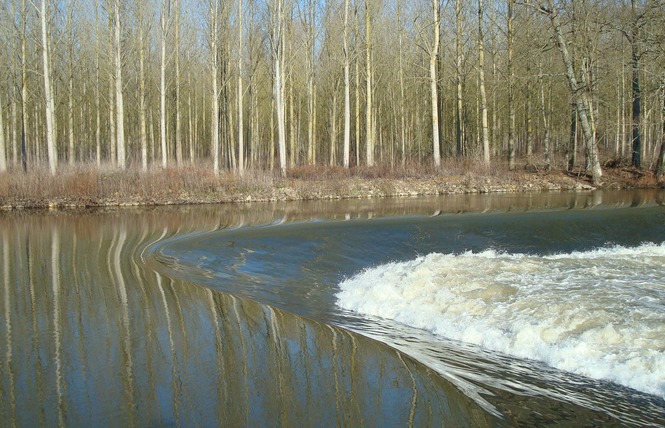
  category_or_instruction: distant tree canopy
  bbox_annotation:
[0,0,664,177]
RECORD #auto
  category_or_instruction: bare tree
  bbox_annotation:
[40,0,57,175]
[627,0,643,167]
[237,0,244,175]
[365,0,374,167]
[456,0,466,158]
[431,0,441,167]
[507,0,516,170]
[397,0,407,166]
[160,0,171,168]
[20,0,29,172]
[94,0,102,166]
[113,0,126,170]
[210,0,220,175]
[271,0,288,176]
[137,0,150,171]
[66,1,77,165]
[343,0,351,168]
[478,0,490,166]
[174,0,182,166]
[538,0,603,184]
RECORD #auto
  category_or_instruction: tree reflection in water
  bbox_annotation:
[0,206,491,427]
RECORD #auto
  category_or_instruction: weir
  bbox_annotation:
[1,190,665,426]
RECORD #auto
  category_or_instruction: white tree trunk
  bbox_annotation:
[20,0,29,171]
[114,0,126,170]
[211,0,220,175]
[188,51,195,165]
[67,4,75,165]
[365,0,374,167]
[307,0,317,166]
[355,4,361,166]
[160,0,169,169]
[139,17,148,171]
[40,0,57,175]
[272,0,287,176]
[397,0,407,167]
[107,2,116,166]
[174,0,182,166]
[478,0,490,166]
[237,0,245,175]
[94,0,101,167]
[430,0,441,168]
[343,0,351,168]
[544,0,602,183]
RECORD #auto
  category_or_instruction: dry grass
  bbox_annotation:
[0,159,659,209]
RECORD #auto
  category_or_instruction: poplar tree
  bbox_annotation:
[40,0,57,175]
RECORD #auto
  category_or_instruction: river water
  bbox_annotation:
[1,191,664,426]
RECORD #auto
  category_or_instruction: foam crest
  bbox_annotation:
[336,243,665,397]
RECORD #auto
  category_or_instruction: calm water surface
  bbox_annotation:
[1,191,665,426]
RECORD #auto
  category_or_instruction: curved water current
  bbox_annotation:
[2,191,665,426]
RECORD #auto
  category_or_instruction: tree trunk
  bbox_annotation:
[175,0,182,166]
[330,91,338,166]
[307,0,317,166]
[20,0,29,172]
[272,0,288,176]
[67,20,75,165]
[288,28,295,169]
[10,92,17,167]
[95,0,101,167]
[478,0,490,166]
[139,14,148,171]
[211,0,220,175]
[160,0,169,169]
[456,0,465,158]
[40,0,57,175]
[343,0,351,168]
[630,0,642,168]
[655,80,665,178]
[237,0,245,175]
[365,0,374,167]
[538,60,551,169]
[0,93,6,172]
[431,0,441,167]
[114,0,126,170]
[567,106,577,170]
[507,0,516,170]
[108,27,116,166]
[355,4,361,166]
[397,0,407,167]
[544,0,602,184]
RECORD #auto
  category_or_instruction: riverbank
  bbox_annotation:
[0,162,661,210]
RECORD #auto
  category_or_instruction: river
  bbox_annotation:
[1,190,664,426]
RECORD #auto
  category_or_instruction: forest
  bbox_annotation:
[1,0,665,185]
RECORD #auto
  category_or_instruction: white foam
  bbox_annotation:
[336,243,665,398]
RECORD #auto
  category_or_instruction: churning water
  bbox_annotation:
[337,244,665,398]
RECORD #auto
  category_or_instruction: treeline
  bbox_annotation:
[1,0,665,181]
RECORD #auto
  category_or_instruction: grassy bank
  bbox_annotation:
[0,161,660,210]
